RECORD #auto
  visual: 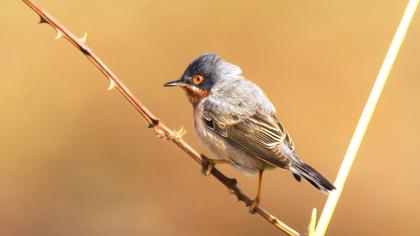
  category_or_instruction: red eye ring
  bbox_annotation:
[192,75,204,85]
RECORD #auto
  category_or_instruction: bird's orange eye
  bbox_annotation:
[192,75,204,85]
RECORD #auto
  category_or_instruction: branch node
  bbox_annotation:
[154,126,186,141]
[153,126,167,140]
[172,126,186,140]
[78,44,89,55]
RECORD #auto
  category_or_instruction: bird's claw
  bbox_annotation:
[201,155,214,176]
[248,199,259,214]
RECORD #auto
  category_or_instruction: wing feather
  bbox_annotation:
[202,93,295,168]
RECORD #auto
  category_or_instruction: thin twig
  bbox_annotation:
[313,1,419,235]
[22,0,300,235]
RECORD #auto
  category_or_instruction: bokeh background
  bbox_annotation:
[1,0,420,235]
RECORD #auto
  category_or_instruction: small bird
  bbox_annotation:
[164,53,335,212]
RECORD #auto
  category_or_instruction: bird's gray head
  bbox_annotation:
[164,53,242,105]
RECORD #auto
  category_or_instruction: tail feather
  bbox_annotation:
[291,162,335,193]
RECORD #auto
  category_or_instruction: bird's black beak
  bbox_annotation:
[163,79,183,87]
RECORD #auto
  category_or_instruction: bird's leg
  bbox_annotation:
[201,154,230,176]
[249,169,264,214]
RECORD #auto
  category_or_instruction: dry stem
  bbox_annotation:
[314,1,419,235]
[22,0,300,235]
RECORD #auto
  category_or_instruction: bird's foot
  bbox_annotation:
[248,198,260,214]
[201,154,215,176]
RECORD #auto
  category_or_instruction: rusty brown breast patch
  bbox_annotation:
[181,85,209,105]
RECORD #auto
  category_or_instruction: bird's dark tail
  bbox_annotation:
[291,162,335,193]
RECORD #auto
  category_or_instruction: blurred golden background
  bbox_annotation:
[1,0,420,235]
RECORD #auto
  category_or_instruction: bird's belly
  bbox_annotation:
[193,112,270,175]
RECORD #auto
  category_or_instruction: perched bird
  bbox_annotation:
[164,53,335,211]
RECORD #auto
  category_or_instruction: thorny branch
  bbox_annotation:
[22,0,300,235]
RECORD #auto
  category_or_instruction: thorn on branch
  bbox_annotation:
[38,16,47,24]
[79,32,87,44]
[228,177,238,186]
[227,187,243,202]
[107,79,116,91]
[55,30,63,40]
[76,33,90,55]
[147,119,160,128]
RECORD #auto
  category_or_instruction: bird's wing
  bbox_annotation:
[202,94,295,168]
